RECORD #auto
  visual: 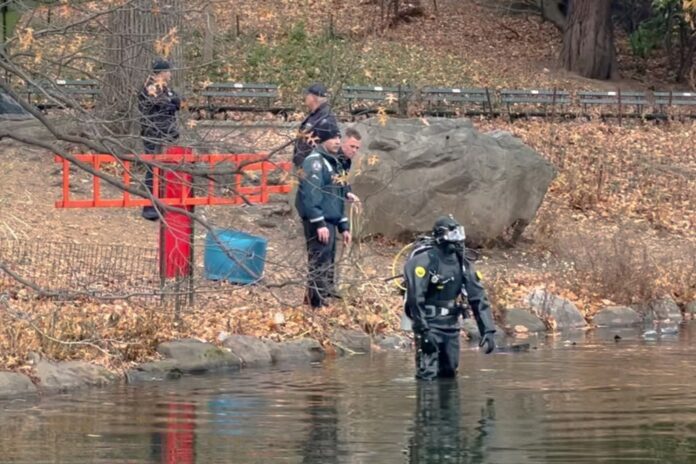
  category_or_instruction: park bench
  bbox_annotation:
[26,79,100,109]
[341,85,412,117]
[653,91,696,119]
[500,88,570,119]
[578,90,648,120]
[197,82,294,119]
[421,87,494,117]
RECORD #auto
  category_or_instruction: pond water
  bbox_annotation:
[1,325,695,463]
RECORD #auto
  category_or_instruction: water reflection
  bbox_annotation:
[407,380,496,463]
[301,392,340,463]
[1,324,696,463]
[151,402,196,464]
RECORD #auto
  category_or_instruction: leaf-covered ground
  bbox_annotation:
[1,117,694,374]
[1,0,694,374]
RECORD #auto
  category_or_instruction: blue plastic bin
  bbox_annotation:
[204,229,267,284]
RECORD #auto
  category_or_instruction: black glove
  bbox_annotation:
[479,332,495,354]
[419,329,438,355]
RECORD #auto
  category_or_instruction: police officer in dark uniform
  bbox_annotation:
[293,83,338,168]
[137,58,181,221]
[404,215,496,381]
[295,118,351,308]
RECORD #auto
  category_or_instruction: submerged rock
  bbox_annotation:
[269,339,325,364]
[330,329,372,355]
[525,288,587,330]
[461,319,505,343]
[504,309,547,333]
[0,372,37,398]
[593,306,642,327]
[373,334,411,351]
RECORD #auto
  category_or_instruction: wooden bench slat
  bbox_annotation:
[579,91,646,96]
[580,99,647,104]
[201,91,277,98]
[502,97,570,103]
[343,85,403,92]
[424,95,488,102]
[205,82,277,90]
[344,93,404,101]
[54,79,99,86]
[422,87,486,93]
[58,89,100,95]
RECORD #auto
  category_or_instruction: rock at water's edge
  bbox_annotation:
[0,372,37,398]
[593,306,642,327]
[526,288,587,330]
[269,339,325,364]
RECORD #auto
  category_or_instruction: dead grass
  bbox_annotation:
[556,230,696,306]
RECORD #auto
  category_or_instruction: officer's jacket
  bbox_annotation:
[293,103,338,167]
[295,146,350,232]
[404,246,493,332]
[337,148,353,196]
[138,78,181,142]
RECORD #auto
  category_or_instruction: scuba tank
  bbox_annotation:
[399,235,436,331]
[398,236,479,331]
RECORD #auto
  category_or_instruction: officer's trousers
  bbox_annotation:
[142,141,162,221]
[302,220,336,308]
[414,328,460,381]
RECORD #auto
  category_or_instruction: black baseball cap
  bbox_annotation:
[314,118,341,143]
[152,58,171,73]
[306,83,327,97]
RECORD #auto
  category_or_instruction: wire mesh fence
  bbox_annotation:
[0,236,307,312]
[0,239,161,300]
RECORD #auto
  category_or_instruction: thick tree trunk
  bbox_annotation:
[560,0,617,80]
[100,0,184,137]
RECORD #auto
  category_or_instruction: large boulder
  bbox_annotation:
[351,118,556,244]
[0,372,37,398]
[526,288,587,330]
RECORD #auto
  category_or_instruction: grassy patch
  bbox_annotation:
[188,22,473,104]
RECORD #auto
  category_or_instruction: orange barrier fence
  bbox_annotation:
[54,151,292,209]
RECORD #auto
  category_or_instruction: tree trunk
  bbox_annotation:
[202,3,216,63]
[560,0,617,80]
[100,0,184,137]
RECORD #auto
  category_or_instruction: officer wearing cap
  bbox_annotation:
[403,215,496,381]
[138,57,181,221]
[295,118,351,308]
[293,83,339,168]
